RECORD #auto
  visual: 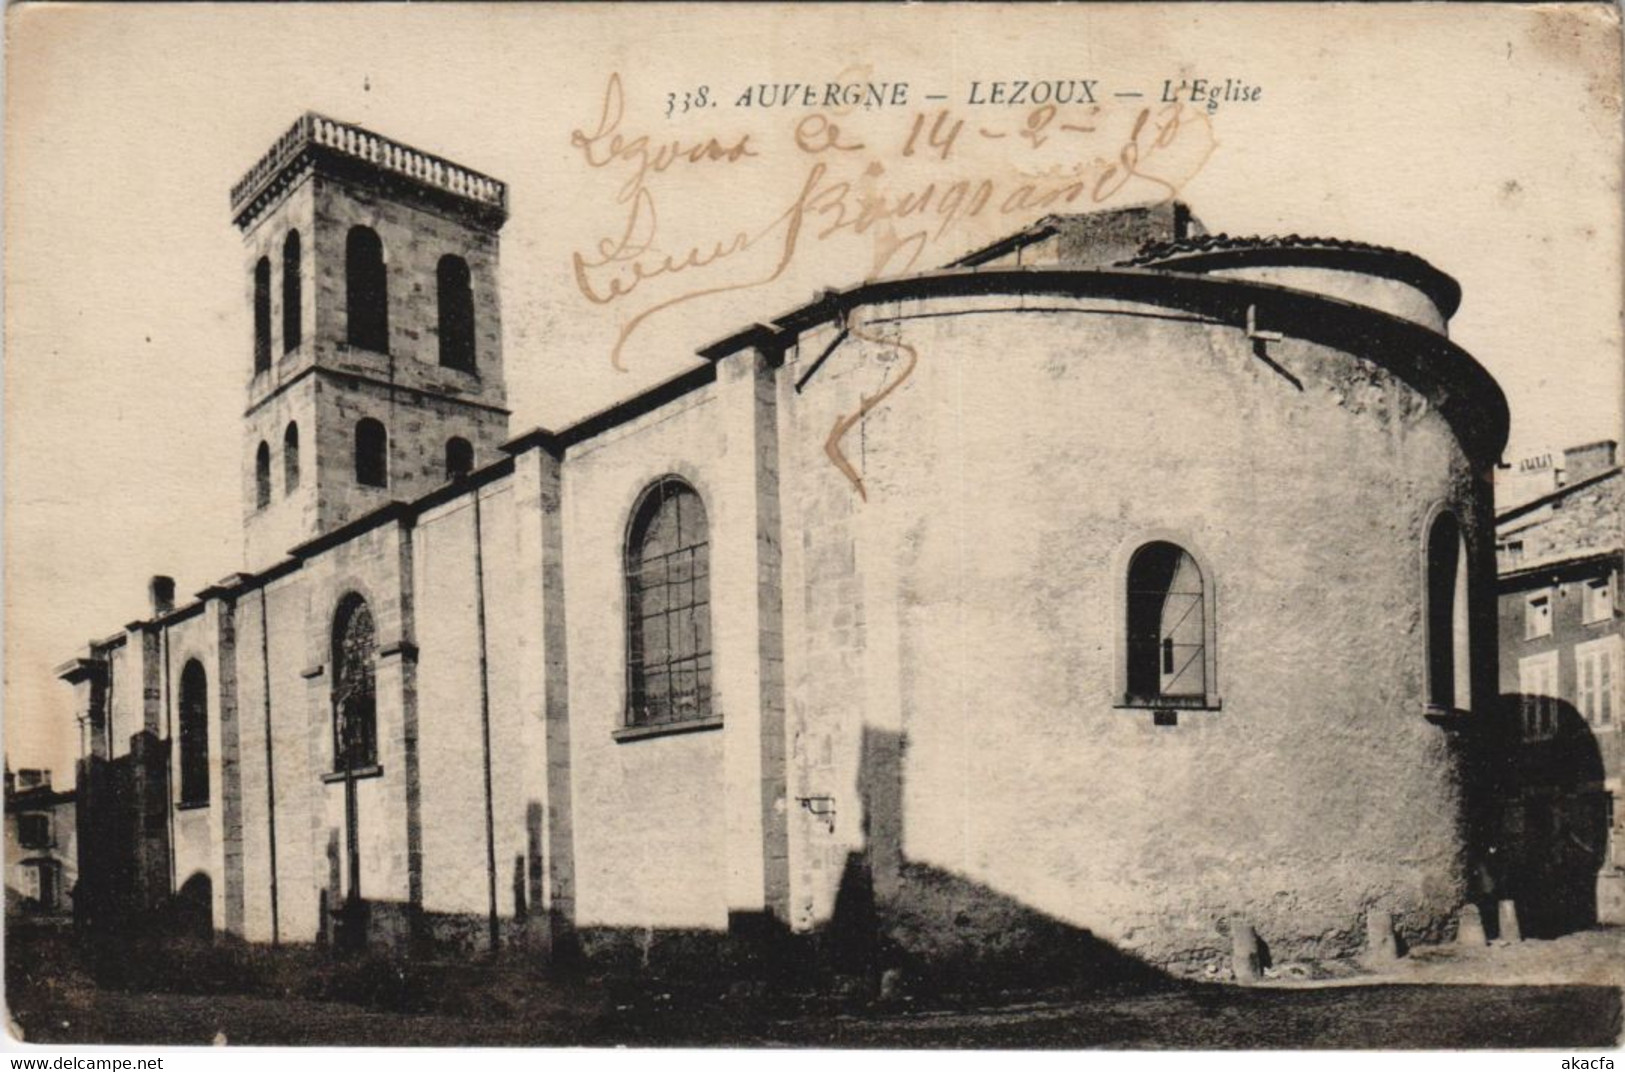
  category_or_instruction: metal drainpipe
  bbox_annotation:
[104,649,114,760]
[344,713,360,918]
[473,484,499,952]
[162,626,176,896]
[259,587,280,945]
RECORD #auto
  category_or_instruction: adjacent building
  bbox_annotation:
[1494,441,1624,930]
[58,113,1510,976]
[5,767,78,917]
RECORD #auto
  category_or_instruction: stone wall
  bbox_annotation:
[70,178,1515,978]
[777,293,1490,971]
[242,383,320,591]
[412,478,533,944]
[1501,472,1624,569]
[241,170,509,569]
[558,378,733,938]
[307,173,504,406]
[161,607,226,929]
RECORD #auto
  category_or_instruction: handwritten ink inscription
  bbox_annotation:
[569,72,1226,369]
[824,325,921,502]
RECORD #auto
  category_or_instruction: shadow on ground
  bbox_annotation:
[24,723,1622,1048]
[6,919,1621,1048]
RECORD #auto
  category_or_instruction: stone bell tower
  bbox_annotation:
[230,113,510,568]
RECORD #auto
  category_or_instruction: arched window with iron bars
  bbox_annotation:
[624,478,713,728]
[1126,541,1208,703]
[331,594,378,771]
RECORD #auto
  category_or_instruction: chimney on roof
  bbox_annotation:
[1562,440,1618,486]
[149,575,176,618]
[1050,202,1203,269]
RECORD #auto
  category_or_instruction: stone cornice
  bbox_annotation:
[231,113,507,233]
[698,266,1510,463]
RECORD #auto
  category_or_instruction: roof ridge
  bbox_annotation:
[1495,465,1623,524]
[1118,232,1418,267]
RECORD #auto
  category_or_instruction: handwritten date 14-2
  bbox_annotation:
[573,72,1216,370]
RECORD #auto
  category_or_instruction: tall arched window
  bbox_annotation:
[1426,511,1472,712]
[283,421,301,493]
[282,230,302,353]
[179,659,209,807]
[255,441,272,509]
[253,256,272,374]
[331,594,378,771]
[445,436,473,481]
[1126,541,1209,703]
[625,478,713,728]
[354,419,387,488]
[345,226,389,354]
[437,255,476,373]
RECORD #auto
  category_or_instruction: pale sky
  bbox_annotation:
[6,3,1622,784]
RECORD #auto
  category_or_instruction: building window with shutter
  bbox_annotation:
[1526,589,1554,639]
[17,814,50,850]
[1583,574,1616,625]
[1576,636,1620,730]
[1519,651,1560,741]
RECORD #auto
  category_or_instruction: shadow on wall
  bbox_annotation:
[86,728,1240,992]
[815,725,1167,993]
[1469,695,1608,939]
[524,724,1169,996]
[173,872,214,940]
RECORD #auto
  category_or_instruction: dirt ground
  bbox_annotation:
[5,922,1622,1049]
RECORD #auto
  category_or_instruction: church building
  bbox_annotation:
[59,113,1510,977]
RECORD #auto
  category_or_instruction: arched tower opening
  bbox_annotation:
[230,113,511,568]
